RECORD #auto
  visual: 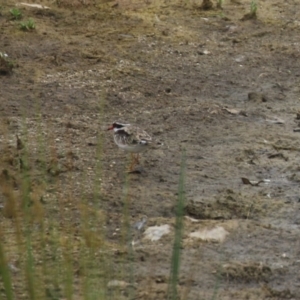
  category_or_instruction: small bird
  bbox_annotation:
[132,216,147,232]
[131,216,148,246]
[107,122,152,172]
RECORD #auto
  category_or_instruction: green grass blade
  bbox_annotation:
[0,240,14,300]
[25,237,36,300]
[168,149,186,300]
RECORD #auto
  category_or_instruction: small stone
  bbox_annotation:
[107,280,129,289]
[198,50,210,55]
[201,0,213,10]
[234,55,245,63]
[248,92,268,102]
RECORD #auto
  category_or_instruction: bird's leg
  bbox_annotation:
[127,153,140,173]
[134,153,140,165]
[127,153,135,172]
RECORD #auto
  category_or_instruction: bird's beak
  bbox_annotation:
[107,125,113,131]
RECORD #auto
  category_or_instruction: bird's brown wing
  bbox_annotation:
[124,126,152,143]
[115,128,138,145]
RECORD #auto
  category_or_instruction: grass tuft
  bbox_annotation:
[10,8,22,20]
[250,0,258,15]
[216,0,223,9]
[241,0,258,20]
[20,18,35,31]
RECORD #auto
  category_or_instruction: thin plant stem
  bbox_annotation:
[0,238,13,300]
[168,149,186,300]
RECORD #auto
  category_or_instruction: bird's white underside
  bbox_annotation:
[117,142,148,153]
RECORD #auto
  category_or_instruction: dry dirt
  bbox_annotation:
[1,0,300,299]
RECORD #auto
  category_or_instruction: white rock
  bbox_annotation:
[189,226,229,243]
[144,224,170,241]
[107,280,129,289]
[18,2,50,9]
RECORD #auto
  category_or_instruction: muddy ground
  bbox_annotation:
[1,0,300,299]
